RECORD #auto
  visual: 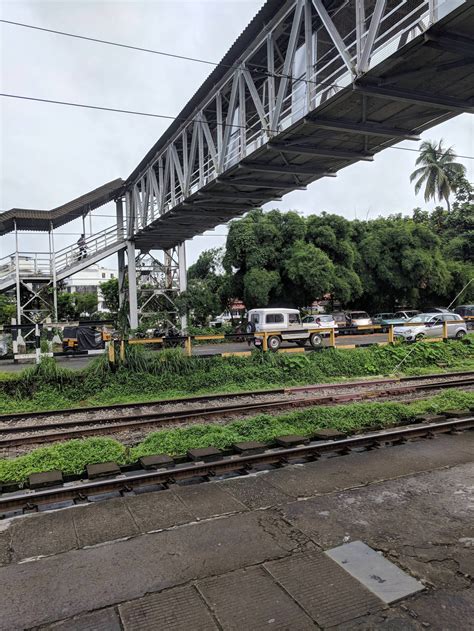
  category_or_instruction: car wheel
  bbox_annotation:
[310,333,323,348]
[267,335,281,351]
[415,333,425,341]
[455,330,466,339]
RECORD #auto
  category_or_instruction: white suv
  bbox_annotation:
[247,308,326,350]
[394,313,467,342]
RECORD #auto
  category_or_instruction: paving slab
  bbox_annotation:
[11,510,77,562]
[198,565,315,630]
[123,489,194,531]
[335,609,419,630]
[266,551,383,628]
[0,511,309,629]
[281,463,474,589]
[44,607,121,630]
[267,433,474,498]
[326,541,424,603]
[119,585,218,630]
[0,526,11,566]
[219,475,294,509]
[172,482,247,519]
[72,497,139,547]
[402,586,474,630]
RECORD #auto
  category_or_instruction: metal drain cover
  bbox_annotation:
[325,540,425,603]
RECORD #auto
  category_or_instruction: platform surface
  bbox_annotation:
[0,432,472,630]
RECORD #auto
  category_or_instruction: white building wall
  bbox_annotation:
[65,264,116,312]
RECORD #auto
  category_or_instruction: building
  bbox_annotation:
[64,264,116,312]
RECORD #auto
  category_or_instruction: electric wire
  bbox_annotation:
[1,92,473,160]
[0,18,346,90]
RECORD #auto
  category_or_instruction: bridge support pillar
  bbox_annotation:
[178,242,187,332]
[126,240,139,329]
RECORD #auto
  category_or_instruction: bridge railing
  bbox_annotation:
[54,224,126,273]
[129,0,465,236]
[0,252,52,285]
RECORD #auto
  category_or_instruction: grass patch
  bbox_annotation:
[1,389,472,485]
[0,338,473,414]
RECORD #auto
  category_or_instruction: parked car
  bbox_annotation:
[331,312,347,329]
[345,311,373,333]
[302,314,337,336]
[374,310,421,331]
[372,312,396,324]
[454,305,474,329]
[423,307,453,314]
[247,308,325,350]
[393,313,467,342]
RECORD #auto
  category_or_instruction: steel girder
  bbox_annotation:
[126,0,460,243]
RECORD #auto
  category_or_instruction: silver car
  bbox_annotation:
[394,313,467,342]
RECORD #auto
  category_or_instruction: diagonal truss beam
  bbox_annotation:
[312,0,355,74]
[359,0,386,73]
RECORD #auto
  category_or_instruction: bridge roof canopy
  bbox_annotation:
[0,178,124,235]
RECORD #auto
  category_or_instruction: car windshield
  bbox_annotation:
[350,312,369,318]
[319,315,332,322]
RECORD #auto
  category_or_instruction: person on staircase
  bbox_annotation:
[77,233,88,260]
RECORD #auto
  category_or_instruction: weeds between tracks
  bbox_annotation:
[1,389,473,485]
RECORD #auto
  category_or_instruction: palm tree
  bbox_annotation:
[410,140,466,211]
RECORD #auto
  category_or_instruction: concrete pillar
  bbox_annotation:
[127,240,139,329]
[178,242,187,332]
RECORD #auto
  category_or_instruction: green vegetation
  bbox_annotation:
[174,174,472,324]
[2,339,474,412]
[1,389,472,485]
[0,338,473,414]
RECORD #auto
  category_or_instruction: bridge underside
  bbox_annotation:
[134,2,473,251]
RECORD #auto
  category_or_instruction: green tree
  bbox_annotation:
[99,278,120,312]
[57,292,77,320]
[74,292,98,317]
[0,295,16,325]
[284,241,335,306]
[242,268,280,309]
[410,140,467,211]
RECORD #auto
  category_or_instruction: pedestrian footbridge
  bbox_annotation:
[1,0,472,326]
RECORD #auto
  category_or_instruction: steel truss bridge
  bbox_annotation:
[0,0,473,330]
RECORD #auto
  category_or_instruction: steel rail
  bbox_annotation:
[1,375,473,448]
[1,370,473,423]
[1,416,472,514]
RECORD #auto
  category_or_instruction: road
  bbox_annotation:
[0,333,388,373]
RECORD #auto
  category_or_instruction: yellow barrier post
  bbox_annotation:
[388,324,394,344]
[329,327,335,348]
[442,320,448,341]
[262,332,268,352]
[185,336,192,357]
[120,340,125,362]
[107,341,115,367]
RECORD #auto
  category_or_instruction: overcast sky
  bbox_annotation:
[1,0,473,269]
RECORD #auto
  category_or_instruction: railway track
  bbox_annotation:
[0,371,473,449]
[2,369,473,424]
[1,414,472,515]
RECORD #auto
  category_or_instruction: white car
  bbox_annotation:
[247,308,325,350]
[394,313,467,342]
[302,314,337,337]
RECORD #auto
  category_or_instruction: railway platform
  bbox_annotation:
[0,432,472,629]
